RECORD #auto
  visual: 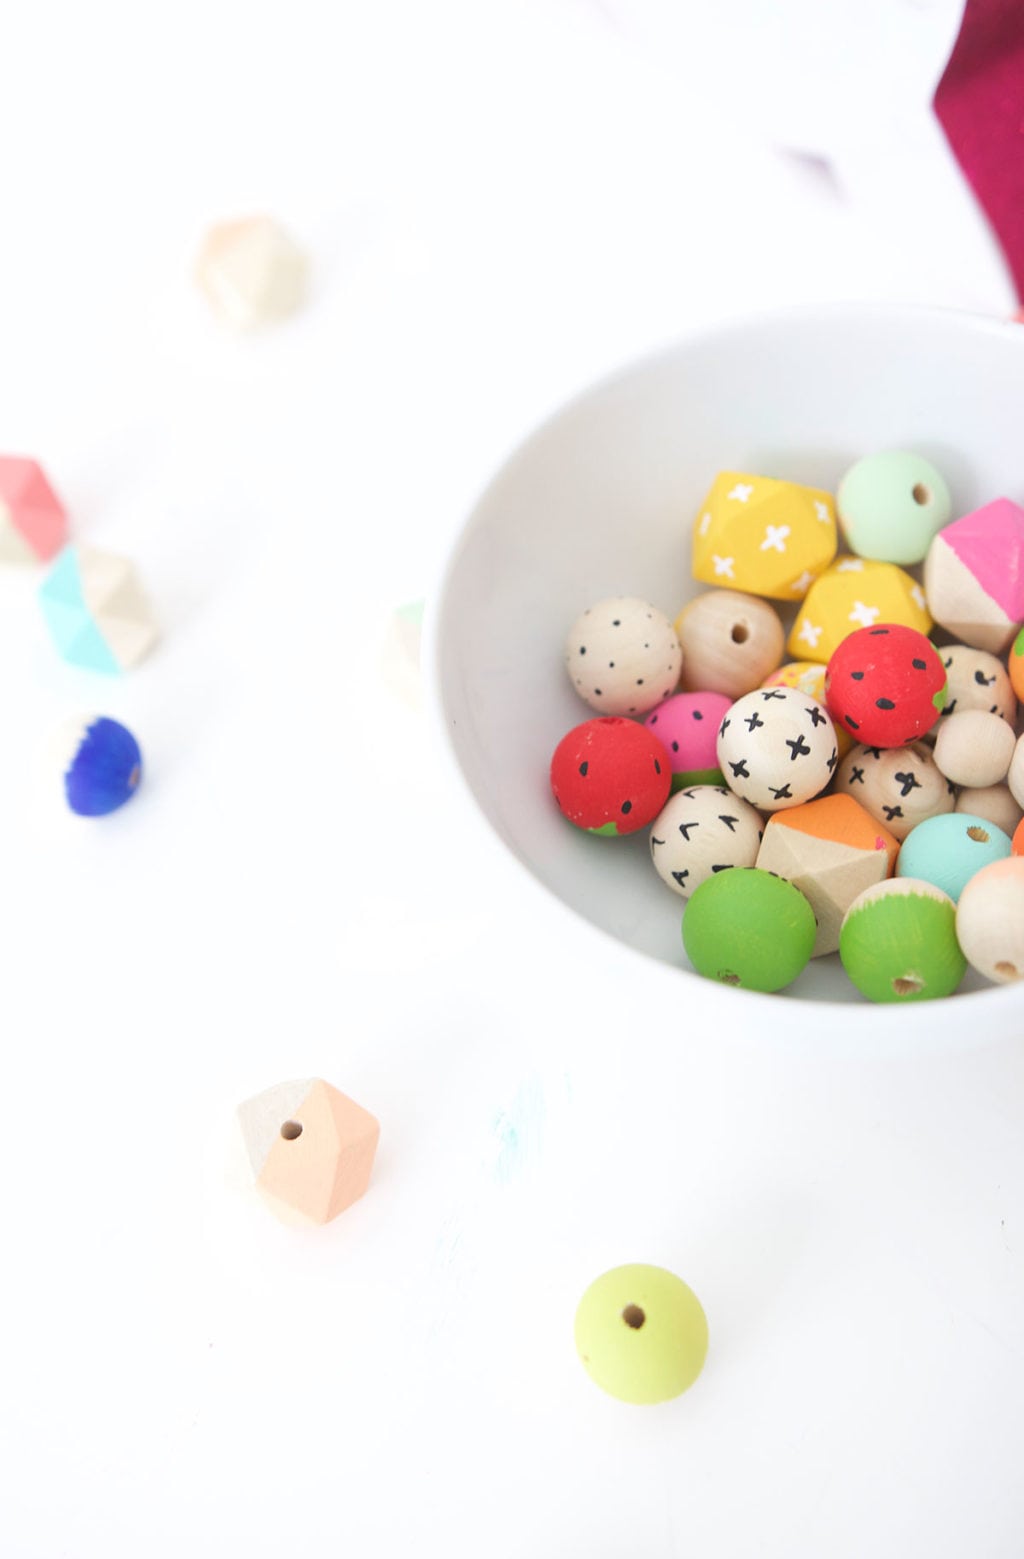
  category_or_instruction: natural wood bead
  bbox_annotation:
[674,589,784,699]
[1005,733,1024,810]
[235,1078,380,1227]
[932,709,1016,789]
[937,643,1017,724]
[956,857,1024,983]
[954,784,1024,837]
[835,741,955,840]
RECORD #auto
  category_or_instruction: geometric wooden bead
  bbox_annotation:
[235,1078,380,1228]
[196,214,309,330]
[787,554,931,663]
[691,471,837,600]
[0,455,68,564]
[39,545,159,673]
[924,498,1024,654]
[755,792,898,956]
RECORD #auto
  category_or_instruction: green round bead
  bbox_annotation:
[837,450,952,565]
[839,877,966,1002]
[682,867,816,991]
[574,1263,708,1404]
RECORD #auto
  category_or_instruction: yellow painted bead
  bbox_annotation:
[691,471,837,600]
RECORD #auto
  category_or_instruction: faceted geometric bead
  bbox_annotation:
[39,546,158,673]
[691,471,837,600]
[755,793,898,956]
[787,554,931,664]
[0,456,68,564]
[196,214,309,330]
[235,1078,380,1228]
[924,498,1024,654]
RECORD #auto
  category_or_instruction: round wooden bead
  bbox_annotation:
[550,717,671,836]
[716,686,838,811]
[835,741,955,840]
[954,784,1023,837]
[839,878,965,1002]
[837,450,951,565]
[824,623,947,747]
[682,867,816,991]
[937,643,1017,723]
[956,857,1024,983]
[674,590,784,699]
[574,1264,708,1404]
[762,659,854,759]
[53,715,142,816]
[896,812,1013,902]
[932,709,1016,789]
[649,784,764,898]
[1008,733,1024,810]
[643,690,731,789]
[565,597,682,716]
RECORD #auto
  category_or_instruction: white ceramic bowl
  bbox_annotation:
[428,304,1024,1034]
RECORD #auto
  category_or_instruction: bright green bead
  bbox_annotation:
[682,867,816,991]
[839,877,966,1002]
[574,1263,708,1404]
[837,450,951,565]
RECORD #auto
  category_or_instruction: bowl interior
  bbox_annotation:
[432,305,1024,1009]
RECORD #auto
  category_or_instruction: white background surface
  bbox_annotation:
[1,2,1023,1555]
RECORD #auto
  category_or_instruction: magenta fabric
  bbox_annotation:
[933,0,1024,300]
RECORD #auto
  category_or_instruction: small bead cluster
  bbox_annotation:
[550,455,1024,1001]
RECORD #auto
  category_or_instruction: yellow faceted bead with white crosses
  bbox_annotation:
[691,472,837,601]
[787,554,932,664]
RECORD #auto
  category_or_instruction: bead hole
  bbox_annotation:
[718,971,741,985]
[892,976,923,997]
[995,961,1019,980]
[966,826,990,842]
[730,623,749,644]
[280,1120,303,1140]
[622,1305,646,1330]
[912,483,930,505]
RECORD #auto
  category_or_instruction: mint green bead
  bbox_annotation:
[837,450,951,565]
[682,867,816,991]
[839,878,965,1002]
[574,1264,708,1404]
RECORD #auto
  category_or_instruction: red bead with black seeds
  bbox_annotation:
[824,623,947,748]
[550,716,671,835]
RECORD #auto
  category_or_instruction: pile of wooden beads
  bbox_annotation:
[551,453,1024,1002]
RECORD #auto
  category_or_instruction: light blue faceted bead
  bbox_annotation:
[896,811,1011,902]
[837,451,952,565]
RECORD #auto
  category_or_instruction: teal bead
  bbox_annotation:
[896,812,1012,902]
[837,451,952,565]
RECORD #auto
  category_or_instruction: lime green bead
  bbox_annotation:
[837,451,951,565]
[682,867,816,991]
[839,877,966,1002]
[574,1263,708,1404]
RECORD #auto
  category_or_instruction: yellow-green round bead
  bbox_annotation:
[574,1263,708,1404]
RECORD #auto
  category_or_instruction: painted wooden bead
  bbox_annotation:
[755,793,898,956]
[39,546,158,673]
[837,450,951,565]
[762,659,854,758]
[566,597,682,716]
[682,867,816,991]
[0,456,68,564]
[1008,625,1024,703]
[643,691,731,789]
[649,784,764,898]
[574,1264,708,1404]
[954,784,1023,838]
[839,878,965,1002]
[691,471,837,600]
[550,717,671,835]
[956,857,1024,983]
[52,715,142,816]
[716,686,837,811]
[932,709,1016,789]
[788,555,931,664]
[824,624,947,747]
[674,590,784,699]
[896,812,1012,902]
[835,741,955,840]
[1007,733,1024,810]
[937,643,1016,724]
[1013,816,1024,856]
[235,1078,380,1227]
[924,498,1024,654]
[196,214,309,330]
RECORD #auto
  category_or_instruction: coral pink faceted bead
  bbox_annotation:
[0,456,68,563]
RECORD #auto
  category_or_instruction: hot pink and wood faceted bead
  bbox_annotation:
[924,498,1024,654]
[236,1078,380,1227]
[0,456,68,563]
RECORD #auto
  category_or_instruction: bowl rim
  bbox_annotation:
[423,300,1024,1036]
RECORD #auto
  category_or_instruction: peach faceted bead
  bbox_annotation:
[236,1078,380,1228]
[196,214,309,330]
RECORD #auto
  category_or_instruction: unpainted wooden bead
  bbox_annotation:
[1007,732,1024,810]
[956,857,1024,983]
[674,589,784,698]
[954,784,1023,837]
[835,741,955,840]
[932,709,1016,789]
[566,597,682,715]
